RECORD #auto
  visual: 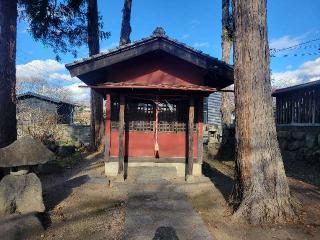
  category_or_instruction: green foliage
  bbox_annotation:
[18,0,110,60]
[222,15,234,42]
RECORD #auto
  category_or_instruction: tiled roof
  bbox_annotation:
[66,27,233,70]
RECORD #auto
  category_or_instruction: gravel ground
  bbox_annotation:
[192,158,320,240]
[29,153,127,240]
[24,151,320,240]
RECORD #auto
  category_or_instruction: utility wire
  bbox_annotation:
[271,51,320,58]
[270,38,320,53]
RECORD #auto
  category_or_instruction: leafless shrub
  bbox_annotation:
[17,104,63,143]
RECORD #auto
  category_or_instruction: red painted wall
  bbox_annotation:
[105,53,205,87]
[105,53,203,161]
[110,131,198,160]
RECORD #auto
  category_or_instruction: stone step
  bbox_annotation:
[126,167,178,183]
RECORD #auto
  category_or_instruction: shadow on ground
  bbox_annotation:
[43,175,90,211]
[202,161,233,201]
[153,226,179,240]
[40,152,104,209]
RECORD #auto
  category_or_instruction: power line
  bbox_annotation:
[270,37,320,53]
[271,51,320,58]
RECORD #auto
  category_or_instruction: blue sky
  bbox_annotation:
[16,0,320,103]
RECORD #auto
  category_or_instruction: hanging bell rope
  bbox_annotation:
[154,100,160,158]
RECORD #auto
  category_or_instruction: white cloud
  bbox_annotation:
[193,42,210,48]
[271,57,320,88]
[17,59,78,82]
[270,35,304,50]
[48,73,76,82]
[17,59,64,78]
[63,83,90,105]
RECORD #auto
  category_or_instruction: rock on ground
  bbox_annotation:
[0,213,44,240]
[0,173,45,216]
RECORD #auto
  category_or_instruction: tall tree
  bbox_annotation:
[87,0,104,151]
[20,0,109,151]
[220,0,233,128]
[20,0,89,60]
[0,0,18,148]
[231,0,296,224]
[119,0,132,46]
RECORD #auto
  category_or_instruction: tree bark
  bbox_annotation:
[88,0,104,151]
[119,0,132,46]
[0,0,17,148]
[230,0,297,224]
[221,0,233,128]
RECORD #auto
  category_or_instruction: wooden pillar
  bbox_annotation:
[197,97,204,164]
[104,94,111,162]
[187,97,195,176]
[118,95,125,174]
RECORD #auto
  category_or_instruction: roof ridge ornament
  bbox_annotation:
[153,27,166,37]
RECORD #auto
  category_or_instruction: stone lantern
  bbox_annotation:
[0,136,54,216]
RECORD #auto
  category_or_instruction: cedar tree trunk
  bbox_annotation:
[0,0,17,148]
[119,0,132,46]
[88,0,104,151]
[221,0,233,128]
[231,0,297,224]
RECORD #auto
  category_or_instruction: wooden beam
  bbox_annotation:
[104,94,111,162]
[118,95,125,174]
[187,97,195,176]
[197,98,204,164]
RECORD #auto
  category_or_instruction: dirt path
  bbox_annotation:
[27,153,320,240]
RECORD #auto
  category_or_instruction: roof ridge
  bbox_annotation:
[66,27,232,69]
[17,91,78,106]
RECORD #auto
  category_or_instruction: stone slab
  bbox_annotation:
[123,181,213,240]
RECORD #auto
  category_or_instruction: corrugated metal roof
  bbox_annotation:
[17,92,78,106]
[272,79,320,96]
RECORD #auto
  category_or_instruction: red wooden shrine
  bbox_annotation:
[66,28,233,178]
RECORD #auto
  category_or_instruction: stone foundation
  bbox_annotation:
[105,162,202,178]
[277,125,320,164]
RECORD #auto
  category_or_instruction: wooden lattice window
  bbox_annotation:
[158,101,188,132]
[111,98,154,131]
[126,102,154,131]
[111,97,197,132]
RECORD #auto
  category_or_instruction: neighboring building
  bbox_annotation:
[17,92,77,125]
[272,80,320,126]
[205,92,222,125]
[66,27,233,178]
[272,80,320,168]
